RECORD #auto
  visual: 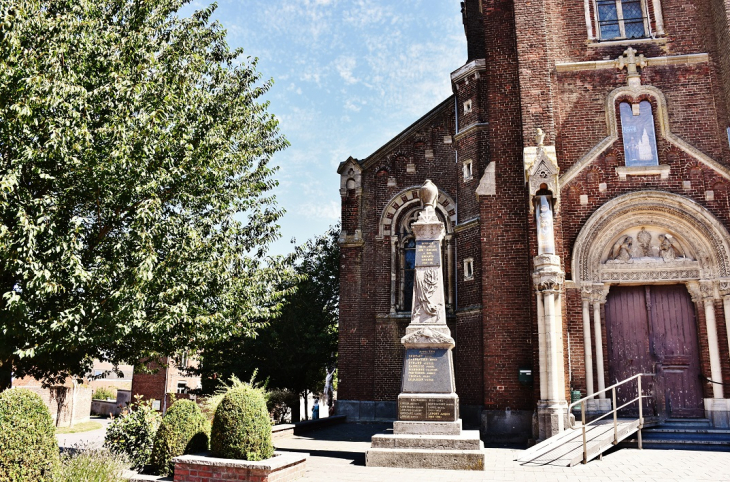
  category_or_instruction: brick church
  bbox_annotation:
[336,0,730,441]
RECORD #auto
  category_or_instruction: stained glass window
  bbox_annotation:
[620,101,658,166]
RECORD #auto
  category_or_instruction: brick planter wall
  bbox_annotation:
[172,452,307,482]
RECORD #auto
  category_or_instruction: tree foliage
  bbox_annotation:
[199,226,340,419]
[0,0,291,388]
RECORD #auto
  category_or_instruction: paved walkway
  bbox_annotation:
[274,423,730,482]
[56,416,112,450]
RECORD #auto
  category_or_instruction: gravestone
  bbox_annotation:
[366,180,486,470]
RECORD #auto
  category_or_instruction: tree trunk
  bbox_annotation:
[0,361,12,391]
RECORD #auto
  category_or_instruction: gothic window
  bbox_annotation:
[619,100,658,166]
[595,0,648,40]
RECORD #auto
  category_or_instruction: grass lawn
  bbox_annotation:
[56,420,103,434]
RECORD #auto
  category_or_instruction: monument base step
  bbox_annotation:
[394,419,462,435]
[365,447,486,470]
[371,430,483,450]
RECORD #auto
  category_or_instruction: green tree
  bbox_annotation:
[0,0,291,389]
[200,226,340,421]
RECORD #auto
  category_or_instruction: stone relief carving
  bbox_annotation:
[412,267,442,322]
[637,228,651,256]
[605,227,694,265]
[401,326,455,346]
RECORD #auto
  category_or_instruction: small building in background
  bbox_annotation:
[131,355,201,414]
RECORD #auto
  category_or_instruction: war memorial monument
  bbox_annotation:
[365,180,487,470]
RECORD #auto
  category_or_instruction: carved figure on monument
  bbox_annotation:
[412,268,443,322]
[637,227,651,257]
[536,195,555,255]
[659,234,684,261]
[610,235,633,262]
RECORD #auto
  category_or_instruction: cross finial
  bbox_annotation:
[615,47,647,87]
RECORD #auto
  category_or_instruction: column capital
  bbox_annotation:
[533,254,564,292]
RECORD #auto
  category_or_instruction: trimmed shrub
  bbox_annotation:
[104,398,161,471]
[56,448,128,482]
[210,384,273,461]
[151,400,209,476]
[0,388,59,481]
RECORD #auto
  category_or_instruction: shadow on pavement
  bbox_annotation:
[275,447,366,466]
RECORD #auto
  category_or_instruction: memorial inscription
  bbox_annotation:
[415,240,441,267]
[402,348,451,393]
[397,397,457,421]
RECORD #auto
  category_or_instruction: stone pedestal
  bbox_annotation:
[366,180,486,471]
[537,401,569,441]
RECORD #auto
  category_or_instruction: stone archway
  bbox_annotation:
[572,191,730,408]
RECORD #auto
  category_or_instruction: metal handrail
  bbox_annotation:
[567,373,652,464]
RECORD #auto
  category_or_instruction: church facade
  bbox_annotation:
[337,0,730,441]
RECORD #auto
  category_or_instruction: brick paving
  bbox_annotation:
[274,423,730,482]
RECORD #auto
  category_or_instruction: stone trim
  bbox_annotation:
[556,52,707,72]
[454,217,480,233]
[378,186,457,239]
[450,59,487,84]
[615,164,670,180]
[454,122,489,142]
[561,84,730,187]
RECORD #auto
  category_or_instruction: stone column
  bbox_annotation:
[592,290,607,399]
[581,292,594,397]
[533,254,567,440]
[652,0,665,35]
[724,294,730,370]
[446,235,454,310]
[584,0,594,39]
[703,296,724,399]
[390,237,397,313]
[536,290,547,400]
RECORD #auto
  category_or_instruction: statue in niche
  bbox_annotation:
[610,235,633,262]
[659,234,684,261]
[637,228,652,257]
[536,195,555,255]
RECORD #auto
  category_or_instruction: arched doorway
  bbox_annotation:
[572,191,730,417]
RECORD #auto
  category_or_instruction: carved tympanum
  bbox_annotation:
[606,227,693,264]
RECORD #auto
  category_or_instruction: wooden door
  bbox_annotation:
[605,285,704,419]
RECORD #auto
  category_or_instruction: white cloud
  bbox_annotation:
[336,56,359,85]
[297,200,340,220]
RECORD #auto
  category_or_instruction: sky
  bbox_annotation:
[183,0,467,256]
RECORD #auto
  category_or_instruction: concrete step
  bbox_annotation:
[366,447,486,470]
[371,430,483,450]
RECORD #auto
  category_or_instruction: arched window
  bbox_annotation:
[620,100,658,166]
